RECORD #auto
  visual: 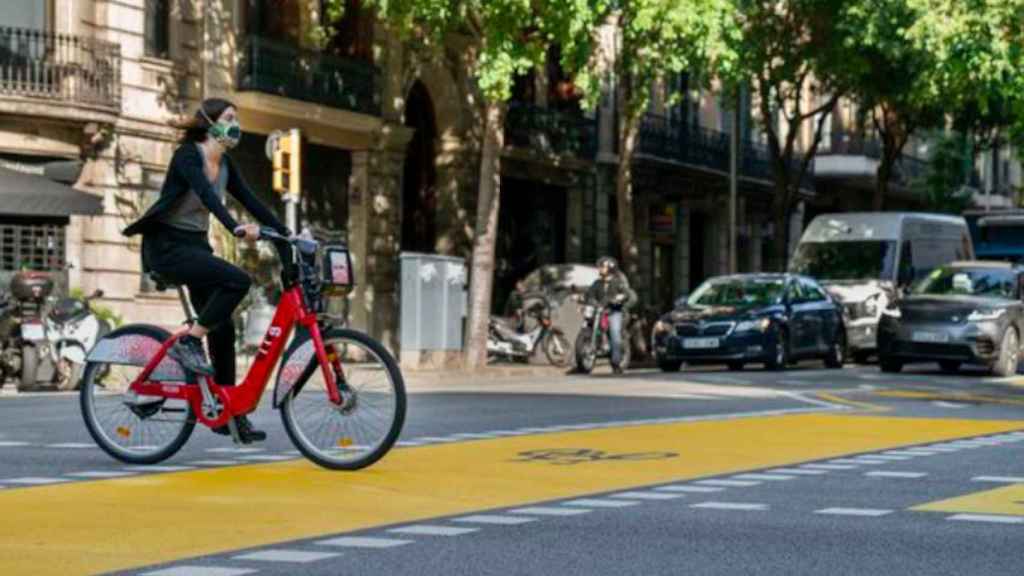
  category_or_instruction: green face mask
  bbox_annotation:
[209,119,241,149]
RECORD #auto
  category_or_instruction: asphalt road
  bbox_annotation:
[1,363,1022,576]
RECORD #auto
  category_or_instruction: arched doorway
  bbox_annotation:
[401,81,438,253]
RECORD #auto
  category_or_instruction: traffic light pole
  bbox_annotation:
[285,195,297,233]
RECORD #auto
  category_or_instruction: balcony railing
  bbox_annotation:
[0,26,121,111]
[238,36,380,116]
[638,114,815,191]
[821,130,931,186]
[504,103,597,158]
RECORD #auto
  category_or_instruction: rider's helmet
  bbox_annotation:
[596,256,618,276]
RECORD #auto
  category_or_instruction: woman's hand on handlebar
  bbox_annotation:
[233,223,261,242]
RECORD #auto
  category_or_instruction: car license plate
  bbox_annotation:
[683,337,719,350]
[21,322,45,341]
[912,331,949,344]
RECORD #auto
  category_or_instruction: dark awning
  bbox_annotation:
[0,165,103,217]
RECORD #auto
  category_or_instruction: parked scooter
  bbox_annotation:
[574,300,632,374]
[46,289,110,390]
[487,294,571,366]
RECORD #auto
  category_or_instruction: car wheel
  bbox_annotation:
[938,360,961,374]
[879,356,903,373]
[991,327,1020,378]
[852,351,873,365]
[765,328,788,371]
[658,360,683,373]
[824,331,845,369]
[727,361,744,371]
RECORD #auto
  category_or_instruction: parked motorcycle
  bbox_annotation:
[574,300,632,374]
[487,294,571,366]
[46,289,110,390]
[0,270,56,389]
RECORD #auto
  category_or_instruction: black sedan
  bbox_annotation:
[877,261,1024,376]
[651,274,845,372]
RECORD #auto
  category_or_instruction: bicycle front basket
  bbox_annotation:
[321,242,356,289]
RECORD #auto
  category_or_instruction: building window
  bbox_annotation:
[0,217,66,272]
[145,0,170,58]
[0,0,48,31]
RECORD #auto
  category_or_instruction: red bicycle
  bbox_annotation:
[79,228,406,470]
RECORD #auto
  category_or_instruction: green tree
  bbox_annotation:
[731,0,857,271]
[602,0,738,285]
[913,135,974,214]
[331,0,598,369]
[840,0,945,210]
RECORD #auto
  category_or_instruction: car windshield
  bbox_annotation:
[687,278,785,308]
[789,240,897,281]
[912,267,1018,299]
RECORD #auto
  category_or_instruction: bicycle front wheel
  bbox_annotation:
[281,328,406,470]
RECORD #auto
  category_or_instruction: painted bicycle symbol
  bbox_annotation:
[512,448,679,466]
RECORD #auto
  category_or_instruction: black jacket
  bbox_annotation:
[586,272,637,309]
[123,143,286,238]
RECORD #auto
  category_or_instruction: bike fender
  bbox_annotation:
[85,323,189,382]
[273,326,317,409]
[56,340,87,364]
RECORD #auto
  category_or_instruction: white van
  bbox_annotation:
[788,212,974,362]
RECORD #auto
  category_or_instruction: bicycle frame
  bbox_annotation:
[126,285,342,429]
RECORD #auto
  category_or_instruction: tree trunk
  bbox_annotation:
[771,182,791,273]
[615,110,642,283]
[463,101,505,370]
[872,160,892,211]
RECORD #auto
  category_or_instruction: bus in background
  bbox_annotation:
[964,209,1024,264]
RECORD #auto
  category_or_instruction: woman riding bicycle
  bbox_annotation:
[123,97,288,441]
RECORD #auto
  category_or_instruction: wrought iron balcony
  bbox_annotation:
[504,103,597,158]
[0,26,121,111]
[638,114,815,191]
[238,36,381,116]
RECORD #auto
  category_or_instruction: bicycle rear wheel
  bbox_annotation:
[80,327,195,465]
[280,328,406,470]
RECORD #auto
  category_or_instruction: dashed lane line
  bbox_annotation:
[452,515,538,525]
[801,464,857,471]
[316,537,412,549]
[730,473,795,481]
[3,477,68,485]
[947,514,1024,525]
[66,471,138,479]
[694,479,761,488]
[653,485,725,493]
[612,491,683,500]
[865,471,929,479]
[510,507,592,517]
[564,498,639,508]
[233,549,340,563]
[387,525,478,537]
[816,508,893,517]
[141,567,257,576]
[691,502,769,511]
[770,468,828,476]
[972,476,1024,483]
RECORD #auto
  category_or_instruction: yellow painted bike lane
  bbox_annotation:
[2,412,1022,575]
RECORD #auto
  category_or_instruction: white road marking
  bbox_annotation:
[612,491,683,500]
[450,432,500,439]
[653,485,725,493]
[414,436,458,443]
[881,451,927,457]
[396,441,425,447]
[897,449,941,455]
[816,507,892,517]
[233,549,340,563]
[694,479,761,487]
[932,401,968,409]
[0,441,30,447]
[778,380,811,386]
[387,525,478,536]
[856,455,911,461]
[186,460,240,466]
[317,536,412,548]
[830,459,881,465]
[865,471,929,479]
[123,466,194,472]
[206,447,264,454]
[920,446,961,453]
[770,468,828,476]
[3,477,67,485]
[509,506,591,516]
[45,443,96,449]
[948,514,1024,525]
[972,476,1024,483]
[730,474,795,481]
[141,567,256,576]
[801,464,856,471]
[691,502,768,511]
[564,498,639,508]
[66,471,137,478]
[453,515,537,525]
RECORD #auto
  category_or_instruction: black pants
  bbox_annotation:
[143,226,251,386]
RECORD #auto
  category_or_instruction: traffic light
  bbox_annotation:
[272,128,301,198]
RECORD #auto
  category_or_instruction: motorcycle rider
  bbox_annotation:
[584,257,636,374]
